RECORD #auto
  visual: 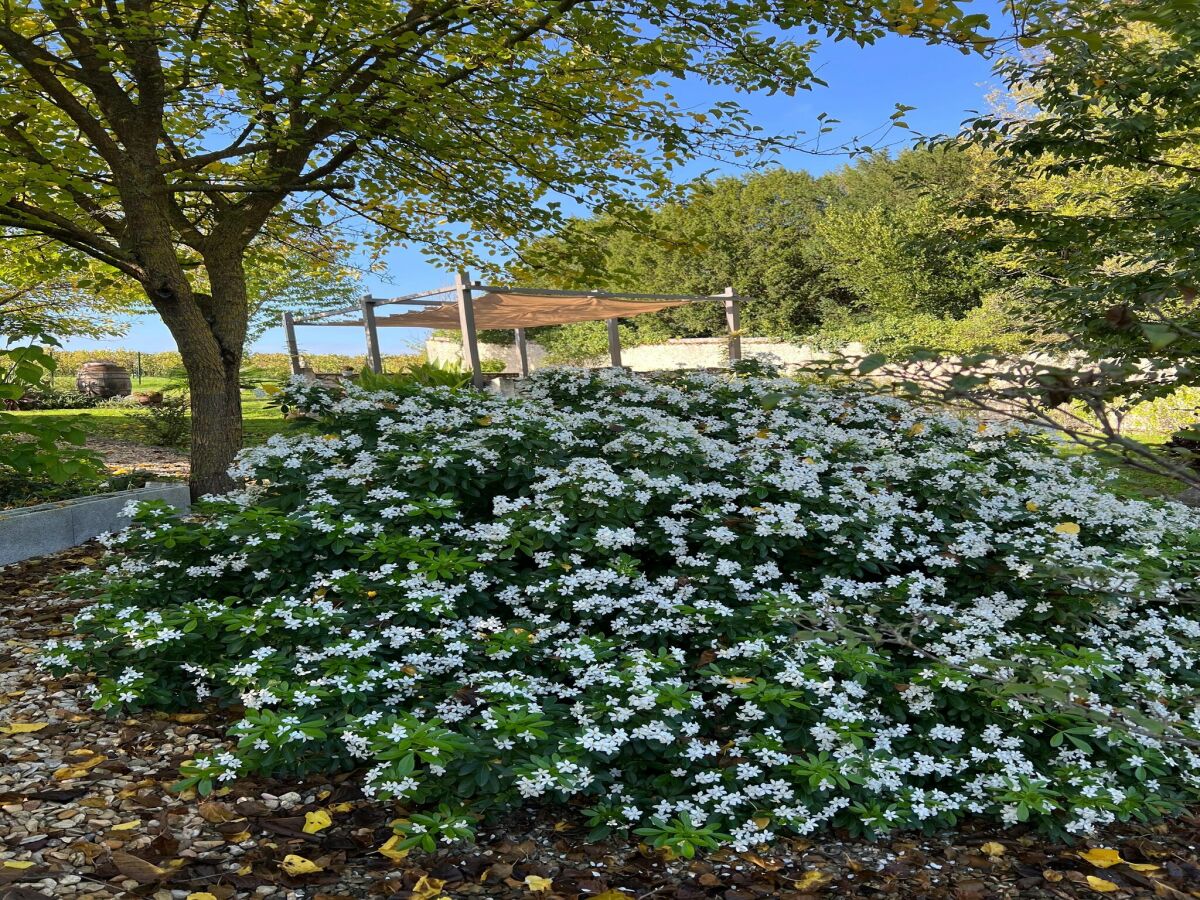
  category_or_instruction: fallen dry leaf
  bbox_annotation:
[110,820,140,831]
[1085,875,1119,893]
[186,894,219,900]
[112,851,166,884]
[980,841,1006,857]
[1078,848,1123,869]
[524,874,553,893]
[1125,862,1160,872]
[794,870,832,891]
[410,875,446,900]
[279,854,323,876]
[2,861,34,870]
[0,722,48,734]
[197,800,239,823]
[303,809,332,834]
[378,835,408,863]
[591,892,633,900]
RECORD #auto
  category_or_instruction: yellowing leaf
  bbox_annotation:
[1126,862,1160,872]
[794,870,832,890]
[1078,848,1123,868]
[724,676,753,685]
[378,834,409,863]
[302,809,332,834]
[1085,875,1119,893]
[524,874,553,893]
[279,854,323,876]
[111,820,141,831]
[1,722,48,734]
[187,894,220,900]
[476,416,493,426]
[1025,500,1039,512]
[411,875,446,900]
[1055,522,1081,535]
[592,892,633,900]
[3,861,35,870]
[330,801,354,813]
[906,422,926,436]
[980,841,1006,857]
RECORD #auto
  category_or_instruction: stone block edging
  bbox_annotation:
[0,482,190,567]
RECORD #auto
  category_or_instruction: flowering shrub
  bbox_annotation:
[45,368,1200,854]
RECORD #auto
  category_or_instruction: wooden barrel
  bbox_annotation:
[76,360,132,398]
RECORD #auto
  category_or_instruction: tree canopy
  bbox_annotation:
[0,0,1041,493]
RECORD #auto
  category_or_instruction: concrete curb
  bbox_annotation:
[0,482,190,567]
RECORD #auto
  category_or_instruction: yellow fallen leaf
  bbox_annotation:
[1055,522,1081,535]
[525,874,553,893]
[1126,862,1160,872]
[725,676,754,685]
[476,416,492,426]
[1,722,48,734]
[170,713,207,724]
[187,894,219,900]
[1078,848,1123,869]
[224,830,252,843]
[906,422,926,436]
[111,820,141,831]
[592,891,633,900]
[410,875,446,900]
[302,809,332,834]
[330,801,354,813]
[980,841,1006,857]
[378,834,409,863]
[237,863,252,875]
[3,861,35,869]
[794,870,832,890]
[1043,869,1063,883]
[1086,875,1119,893]
[279,854,323,876]
[1025,500,1039,512]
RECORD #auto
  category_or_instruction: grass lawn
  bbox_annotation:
[14,377,298,448]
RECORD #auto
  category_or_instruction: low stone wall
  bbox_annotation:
[0,482,190,567]
[426,335,865,372]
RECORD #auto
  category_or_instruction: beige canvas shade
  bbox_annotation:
[373,292,697,329]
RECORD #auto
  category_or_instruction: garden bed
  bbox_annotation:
[2,546,1199,898]
[13,367,1200,896]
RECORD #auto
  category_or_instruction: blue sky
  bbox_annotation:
[64,8,1003,358]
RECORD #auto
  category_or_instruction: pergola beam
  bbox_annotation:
[606,318,622,368]
[515,327,530,377]
[282,311,301,375]
[361,294,383,374]
[723,286,741,366]
[455,271,484,389]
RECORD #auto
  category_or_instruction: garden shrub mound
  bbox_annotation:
[46,369,1200,855]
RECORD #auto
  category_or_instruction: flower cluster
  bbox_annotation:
[46,368,1200,853]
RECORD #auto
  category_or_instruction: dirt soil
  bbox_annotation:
[2,547,1199,899]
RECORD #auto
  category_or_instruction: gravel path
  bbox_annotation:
[87,439,190,479]
[3,547,1200,899]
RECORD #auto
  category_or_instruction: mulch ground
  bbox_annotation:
[2,547,1200,900]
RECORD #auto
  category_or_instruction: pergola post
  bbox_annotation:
[514,327,530,377]
[723,286,742,366]
[361,293,383,373]
[455,271,484,388]
[606,317,622,368]
[282,311,301,375]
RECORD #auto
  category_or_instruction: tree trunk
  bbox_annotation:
[142,248,250,500]
[178,330,244,498]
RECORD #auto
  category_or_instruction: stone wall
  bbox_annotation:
[425,335,866,373]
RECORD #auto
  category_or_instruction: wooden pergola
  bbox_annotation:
[282,271,742,388]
